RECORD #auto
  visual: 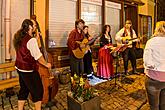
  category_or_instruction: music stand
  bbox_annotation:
[108,45,127,93]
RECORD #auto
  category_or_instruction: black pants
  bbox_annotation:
[70,55,84,77]
[122,47,136,73]
[83,51,94,75]
[145,76,165,110]
[17,70,43,102]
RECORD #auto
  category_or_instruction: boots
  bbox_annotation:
[132,67,139,74]
[124,70,129,75]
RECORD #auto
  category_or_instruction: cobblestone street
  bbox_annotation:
[0,59,150,110]
[0,74,150,110]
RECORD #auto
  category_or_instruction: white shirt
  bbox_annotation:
[27,38,42,60]
[16,38,42,72]
[143,36,165,72]
[115,28,137,47]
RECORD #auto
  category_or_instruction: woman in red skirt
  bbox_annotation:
[97,25,114,79]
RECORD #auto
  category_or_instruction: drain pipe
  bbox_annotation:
[3,0,11,79]
[4,0,11,62]
[0,0,3,63]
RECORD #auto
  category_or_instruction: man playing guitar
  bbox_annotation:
[115,20,139,75]
[67,19,85,77]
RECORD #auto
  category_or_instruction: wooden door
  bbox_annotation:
[124,4,138,34]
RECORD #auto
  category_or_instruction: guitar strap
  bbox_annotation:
[123,27,133,38]
[123,27,128,37]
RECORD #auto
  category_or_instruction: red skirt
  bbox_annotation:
[97,44,114,79]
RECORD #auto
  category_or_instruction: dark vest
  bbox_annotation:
[15,34,38,71]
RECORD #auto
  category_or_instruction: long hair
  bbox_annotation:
[102,25,112,43]
[124,20,133,38]
[13,19,33,50]
[129,26,133,38]
[153,21,165,37]
[102,25,112,39]
[83,25,90,38]
[102,25,111,36]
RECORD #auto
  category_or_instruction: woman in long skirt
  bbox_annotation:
[97,25,114,79]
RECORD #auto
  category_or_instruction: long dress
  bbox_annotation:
[97,35,114,79]
[83,34,94,75]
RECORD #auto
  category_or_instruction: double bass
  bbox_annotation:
[37,24,58,104]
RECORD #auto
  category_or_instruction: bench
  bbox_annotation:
[0,61,19,91]
[0,61,19,109]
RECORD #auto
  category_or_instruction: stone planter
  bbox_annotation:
[67,95,101,110]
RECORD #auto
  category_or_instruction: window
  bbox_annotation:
[105,1,121,44]
[81,0,102,36]
[48,0,77,47]
[139,15,152,44]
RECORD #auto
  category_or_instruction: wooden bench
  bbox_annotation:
[0,61,19,109]
[0,61,19,91]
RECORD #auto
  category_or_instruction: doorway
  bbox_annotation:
[124,4,138,34]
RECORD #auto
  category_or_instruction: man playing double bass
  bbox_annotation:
[13,19,51,110]
[31,15,58,105]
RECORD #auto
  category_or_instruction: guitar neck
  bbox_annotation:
[122,36,138,44]
[86,34,100,45]
[87,38,96,45]
[127,37,137,41]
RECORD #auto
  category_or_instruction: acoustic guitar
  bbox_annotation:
[72,34,100,59]
[122,36,137,45]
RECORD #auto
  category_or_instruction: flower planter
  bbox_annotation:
[67,95,101,110]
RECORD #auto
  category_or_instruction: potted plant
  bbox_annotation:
[67,74,100,110]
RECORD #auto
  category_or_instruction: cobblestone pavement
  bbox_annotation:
[94,74,150,110]
[0,74,150,110]
[0,59,150,110]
